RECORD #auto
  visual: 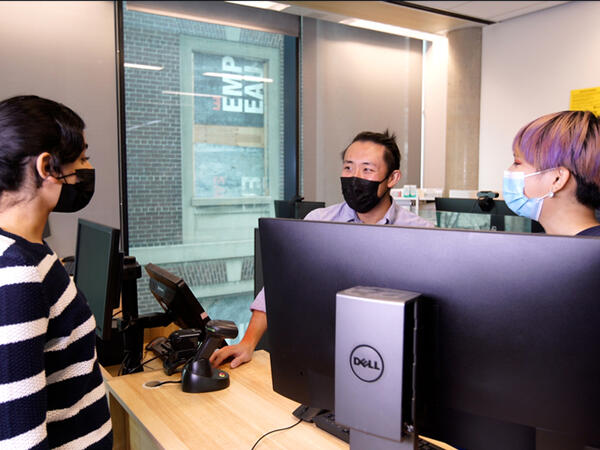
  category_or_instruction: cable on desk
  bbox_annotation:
[250,418,303,450]
[144,379,182,388]
[117,354,129,376]
[126,356,160,372]
[118,354,161,376]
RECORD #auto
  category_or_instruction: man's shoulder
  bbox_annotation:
[389,203,435,228]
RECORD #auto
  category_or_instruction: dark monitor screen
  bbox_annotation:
[260,218,600,450]
[74,219,121,340]
[274,199,325,219]
[295,201,325,219]
[434,197,544,233]
[145,263,210,330]
[435,197,515,215]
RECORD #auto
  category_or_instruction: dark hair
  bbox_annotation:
[0,95,85,194]
[342,129,401,176]
[574,173,600,209]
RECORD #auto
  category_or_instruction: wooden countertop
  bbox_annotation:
[105,350,347,449]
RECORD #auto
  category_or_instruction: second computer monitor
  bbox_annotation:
[260,218,600,450]
[274,199,325,219]
[435,197,544,233]
[74,219,121,341]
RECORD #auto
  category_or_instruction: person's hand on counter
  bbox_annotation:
[209,309,267,369]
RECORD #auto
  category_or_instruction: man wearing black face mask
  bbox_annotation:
[210,130,433,371]
[312,130,433,226]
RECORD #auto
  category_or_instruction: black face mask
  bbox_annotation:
[53,168,95,213]
[340,176,388,214]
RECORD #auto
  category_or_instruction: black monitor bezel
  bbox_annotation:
[274,199,325,219]
[294,201,325,219]
[434,197,544,233]
[144,263,210,330]
[434,197,516,216]
[74,218,121,341]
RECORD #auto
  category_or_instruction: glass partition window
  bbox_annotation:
[189,50,273,201]
[122,4,293,343]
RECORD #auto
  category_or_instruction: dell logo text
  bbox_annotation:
[353,357,381,370]
[349,345,384,383]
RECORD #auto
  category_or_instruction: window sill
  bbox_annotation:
[191,196,273,207]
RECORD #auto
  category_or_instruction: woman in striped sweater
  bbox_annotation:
[0,96,112,449]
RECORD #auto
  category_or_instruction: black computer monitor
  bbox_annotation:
[74,219,121,341]
[435,197,515,215]
[435,197,544,233]
[145,263,210,330]
[295,201,325,219]
[274,198,325,219]
[260,218,600,450]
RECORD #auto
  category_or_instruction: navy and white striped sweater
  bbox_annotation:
[0,228,112,449]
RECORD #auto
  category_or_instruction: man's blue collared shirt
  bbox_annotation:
[303,200,434,227]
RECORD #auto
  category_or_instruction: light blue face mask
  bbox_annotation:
[503,169,555,221]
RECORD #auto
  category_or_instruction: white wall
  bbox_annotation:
[479,1,600,194]
[302,18,423,205]
[0,1,120,257]
[422,38,448,190]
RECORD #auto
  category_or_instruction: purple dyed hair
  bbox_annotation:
[512,110,600,187]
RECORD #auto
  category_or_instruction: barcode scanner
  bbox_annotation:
[181,320,238,393]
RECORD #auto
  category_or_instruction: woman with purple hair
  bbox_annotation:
[503,110,600,236]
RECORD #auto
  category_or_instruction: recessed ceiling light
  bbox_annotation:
[225,1,289,12]
[339,18,446,42]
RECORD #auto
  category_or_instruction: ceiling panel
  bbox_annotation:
[482,1,568,21]
[283,1,480,34]
[405,1,568,23]
[243,1,572,35]
[404,1,472,11]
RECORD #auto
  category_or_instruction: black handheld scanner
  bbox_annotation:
[193,320,238,362]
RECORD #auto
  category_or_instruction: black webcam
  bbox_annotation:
[477,191,499,212]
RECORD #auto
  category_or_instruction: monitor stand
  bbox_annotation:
[118,256,173,374]
[96,319,124,367]
[292,404,326,421]
[294,406,423,449]
[350,429,414,450]
[293,406,350,443]
[335,287,422,450]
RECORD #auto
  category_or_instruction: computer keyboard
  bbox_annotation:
[312,412,445,449]
[312,412,349,442]
[418,439,447,450]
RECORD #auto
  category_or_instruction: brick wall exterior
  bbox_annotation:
[122,8,284,317]
[124,12,182,247]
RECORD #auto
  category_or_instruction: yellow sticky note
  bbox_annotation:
[570,87,600,116]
